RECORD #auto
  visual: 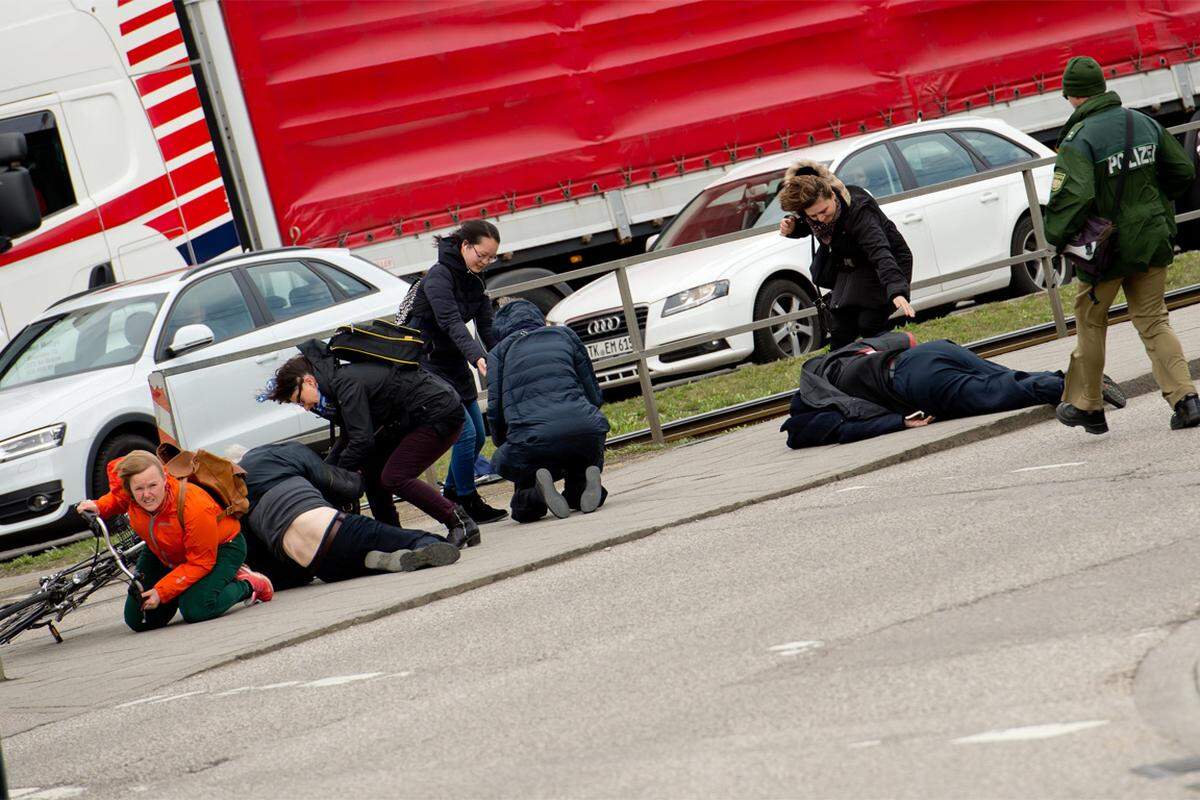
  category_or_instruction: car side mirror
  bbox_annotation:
[644,233,660,252]
[167,324,214,356]
[0,133,42,241]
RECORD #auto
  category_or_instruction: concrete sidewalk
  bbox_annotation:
[3,302,1199,738]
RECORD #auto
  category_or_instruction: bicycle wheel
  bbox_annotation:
[0,592,52,645]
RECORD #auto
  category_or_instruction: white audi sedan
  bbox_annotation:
[0,248,409,541]
[547,117,1057,388]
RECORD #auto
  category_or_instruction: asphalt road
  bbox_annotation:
[7,392,1200,799]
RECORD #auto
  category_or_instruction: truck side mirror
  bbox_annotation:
[167,324,215,357]
[0,132,43,242]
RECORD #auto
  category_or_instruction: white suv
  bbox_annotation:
[547,118,1057,387]
[0,248,410,541]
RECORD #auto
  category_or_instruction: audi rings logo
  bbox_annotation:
[586,315,622,336]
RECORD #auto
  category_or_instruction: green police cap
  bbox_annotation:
[1062,56,1106,98]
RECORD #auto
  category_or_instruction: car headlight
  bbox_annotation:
[661,280,730,317]
[0,424,67,464]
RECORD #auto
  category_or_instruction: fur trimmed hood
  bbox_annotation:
[784,159,851,203]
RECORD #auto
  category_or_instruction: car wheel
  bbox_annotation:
[1009,215,1070,295]
[90,431,157,499]
[752,279,821,363]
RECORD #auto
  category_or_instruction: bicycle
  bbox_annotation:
[0,511,145,645]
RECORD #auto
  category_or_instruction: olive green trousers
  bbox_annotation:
[1063,266,1195,410]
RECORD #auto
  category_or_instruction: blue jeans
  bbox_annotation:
[443,400,484,496]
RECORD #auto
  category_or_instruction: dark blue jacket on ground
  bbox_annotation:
[486,300,609,461]
[406,238,496,402]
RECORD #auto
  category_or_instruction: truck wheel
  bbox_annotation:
[90,432,156,498]
[493,287,563,315]
[1008,216,1069,295]
[752,280,821,363]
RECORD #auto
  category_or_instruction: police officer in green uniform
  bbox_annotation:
[1047,56,1200,434]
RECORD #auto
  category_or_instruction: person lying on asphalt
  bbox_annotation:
[781,332,1127,449]
[486,299,610,522]
[231,441,461,590]
[76,449,272,632]
[265,340,480,548]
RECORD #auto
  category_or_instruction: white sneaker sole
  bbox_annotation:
[535,469,571,519]
[579,466,603,514]
[365,543,461,572]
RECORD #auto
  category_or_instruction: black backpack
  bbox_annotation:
[328,318,423,367]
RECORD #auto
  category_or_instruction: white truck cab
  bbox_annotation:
[0,0,239,346]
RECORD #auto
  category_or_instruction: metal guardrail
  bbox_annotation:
[155,119,1200,446]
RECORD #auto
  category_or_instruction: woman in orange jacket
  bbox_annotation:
[76,450,273,631]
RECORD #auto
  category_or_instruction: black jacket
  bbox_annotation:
[298,339,463,472]
[486,300,609,452]
[240,441,363,509]
[780,331,917,448]
[407,238,496,402]
[788,185,912,310]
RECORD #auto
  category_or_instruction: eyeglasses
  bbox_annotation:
[471,244,497,265]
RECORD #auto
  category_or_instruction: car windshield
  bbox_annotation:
[0,295,164,390]
[654,169,789,250]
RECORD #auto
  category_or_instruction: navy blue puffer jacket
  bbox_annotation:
[486,300,609,450]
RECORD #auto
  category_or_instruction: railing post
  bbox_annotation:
[1021,168,1069,338]
[615,265,665,445]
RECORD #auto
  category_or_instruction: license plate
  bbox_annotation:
[586,336,633,360]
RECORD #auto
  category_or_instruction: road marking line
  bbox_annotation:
[1011,462,1086,473]
[953,720,1108,744]
[848,739,882,749]
[768,640,824,657]
[147,690,206,705]
[9,789,87,800]
[835,485,870,493]
[115,694,171,708]
[303,672,385,688]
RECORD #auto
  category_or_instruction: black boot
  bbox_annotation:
[442,483,459,503]
[460,491,508,524]
[445,505,481,548]
[1101,374,1127,409]
[1056,402,1108,434]
[1170,394,1200,430]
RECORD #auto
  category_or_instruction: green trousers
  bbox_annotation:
[124,533,250,632]
[1063,266,1196,411]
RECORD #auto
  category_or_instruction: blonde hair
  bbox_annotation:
[779,174,833,215]
[117,450,164,495]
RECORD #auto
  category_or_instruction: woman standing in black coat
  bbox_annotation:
[406,220,507,523]
[778,159,916,349]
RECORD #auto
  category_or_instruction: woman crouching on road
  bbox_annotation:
[406,219,508,525]
[779,160,915,349]
[76,450,272,632]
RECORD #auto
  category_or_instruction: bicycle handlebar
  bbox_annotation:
[76,506,140,587]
